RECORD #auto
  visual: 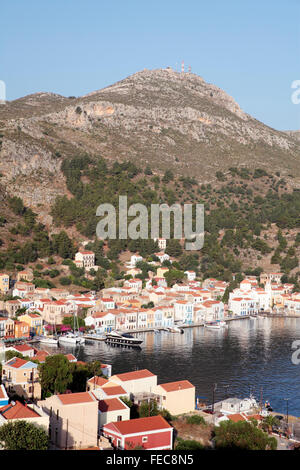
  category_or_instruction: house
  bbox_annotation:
[128,255,143,268]
[0,317,14,338]
[154,238,167,251]
[2,357,41,399]
[0,401,49,429]
[100,298,116,311]
[7,343,35,358]
[75,250,96,271]
[102,415,173,450]
[14,320,30,339]
[108,370,157,398]
[229,297,256,316]
[123,278,143,293]
[156,267,169,278]
[153,380,195,416]
[85,312,116,334]
[18,313,43,336]
[0,273,9,294]
[17,269,34,282]
[184,271,196,281]
[154,252,170,264]
[0,385,9,406]
[94,384,129,401]
[86,376,109,392]
[38,391,98,450]
[97,398,130,429]
[201,300,224,321]
[219,397,258,415]
[13,281,35,298]
[174,301,194,324]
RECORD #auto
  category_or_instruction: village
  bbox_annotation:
[0,238,299,450]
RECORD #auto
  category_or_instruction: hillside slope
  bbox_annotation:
[0,68,299,213]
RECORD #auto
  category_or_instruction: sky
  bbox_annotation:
[0,0,300,130]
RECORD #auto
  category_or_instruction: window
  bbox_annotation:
[142,436,148,443]
[117,415,122,421]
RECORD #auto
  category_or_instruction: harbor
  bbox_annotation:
[38,316,300,418]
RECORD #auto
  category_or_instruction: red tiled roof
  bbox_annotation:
[5,357,28,368]
[98,398,127,412]
[114,369,155,382]
[228,414,247,423]
[102,385,127,396]
[13,344,33,352]
[104,415,172,435]
[158,380,194,392]
[87,376,108,387]
[0,401,40,420]
[58,392,96,405]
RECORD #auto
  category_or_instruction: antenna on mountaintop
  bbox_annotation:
[181,61,184,73]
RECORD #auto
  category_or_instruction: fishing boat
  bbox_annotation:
[105,331,143,347]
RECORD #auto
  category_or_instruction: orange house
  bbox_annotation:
[14,321,30,339]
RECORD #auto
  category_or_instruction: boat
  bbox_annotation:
[38,336,58,346]
[249,315,257,320]
[167,326,184,334]
[216,321,228,327]
[204,322,221,329]
[58,332,85,345]
[58,312,85,346]
[105,331,143,347]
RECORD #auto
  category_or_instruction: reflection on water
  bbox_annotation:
[41,317,300,416]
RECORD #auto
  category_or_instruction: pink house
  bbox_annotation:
[102,415,173,450]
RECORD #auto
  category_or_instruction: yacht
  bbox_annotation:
[105,331,143,347]
[58,333,85,345]
[39,336,58,346]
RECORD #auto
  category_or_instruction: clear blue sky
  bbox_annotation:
[1,0,299,130]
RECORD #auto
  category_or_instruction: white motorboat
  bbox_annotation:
[58,333,85,345]
[167,326,184,334]
[217,321,227,327]
[39,336,58,346]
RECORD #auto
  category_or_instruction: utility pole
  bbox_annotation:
[284,398,289,431]
[212,383,217,413]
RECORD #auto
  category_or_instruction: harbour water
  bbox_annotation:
[43,317,300,416]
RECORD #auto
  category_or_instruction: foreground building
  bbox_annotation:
[153,380,195,416]
[38,391,98,450]
[102,415,173,450]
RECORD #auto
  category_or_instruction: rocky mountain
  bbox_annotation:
[0,67,300,213]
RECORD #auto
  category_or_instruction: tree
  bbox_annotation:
[175,438,204,450]
[0,420,49,450]
[39,354,72,397]
[214,420,277,450]
[139,399,159,418]
[165,239,182,257]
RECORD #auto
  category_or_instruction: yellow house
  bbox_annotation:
[18,313,43,336]
[17,269,34,282]
[156,267,169,278]
[0,273,10,294]
[153,380,195,416]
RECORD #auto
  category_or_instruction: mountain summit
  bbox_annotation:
[0,68,299,208]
